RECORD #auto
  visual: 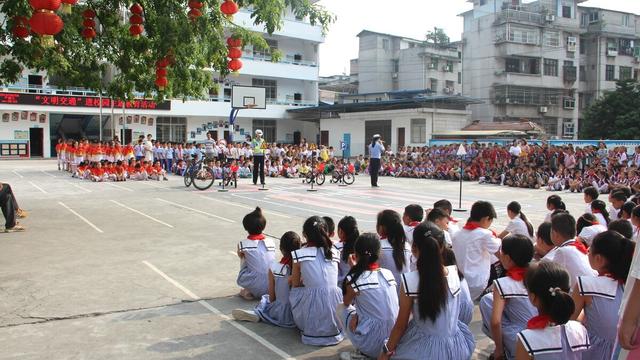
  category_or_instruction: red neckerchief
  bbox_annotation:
[367,263,380,271]
[408,221,420,227]
[527,314,553,329]
[591,221,599,225]
[280,257,291,265]
[247,234,266,241]
[565,239,588,254]
[463,221,482,230]
[592,209,601,214]
[449,217,458,223]
[507,267,527,281]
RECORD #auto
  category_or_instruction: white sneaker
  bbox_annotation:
[232,309,260,323]
[339,351,369,360]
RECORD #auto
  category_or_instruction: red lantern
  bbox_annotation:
[226,37,242,48]
[82,8,97,42]
[130,3,143,15]
[129,24,144,37]
[29,0,62,11]
[155,77,168,91]
[156,57,170,68]
[12,16,30,39]
[228,58,242,72]
[81,27,96,41]
[227,47,242,59]
[82,18,95,28]
[155,68,167,77]
[60,0,77,14]
[82,9,96,18]
[189,0,203,9]
[129,14,143,25]
[29,11,63,47]
[220,0,238,18]
[188,8,202,19]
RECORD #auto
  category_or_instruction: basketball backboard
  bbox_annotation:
[232,85,266,109]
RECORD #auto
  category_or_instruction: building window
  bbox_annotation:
[430,78,438,92]
[252,119,276,142]
[605,65,616,81]
[580,13,588,27]
[589,12,599,23]
[253,39,278,59]
[156,117,187,142]
[562,6,572,19]
[579,65,586,82]
[562,119,574,138]
[607,38,618,52]
[382,38,390,50]
[458,72,462,84]
[445,60,454,72]
[619,39,634,56]
[543,30,560,47]
[620,66,633,80]
[411,119,426,143]
[430,58,439,68]
[623,14,630,27]
[579,36,586,54]
[252,78,277,100]
[543,59,558,76]
[535,118,559,137]
[392,59,399,73]
[508,26,539,45]
[506,57,540,75]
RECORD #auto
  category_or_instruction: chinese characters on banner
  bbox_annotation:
[0,92,171,110]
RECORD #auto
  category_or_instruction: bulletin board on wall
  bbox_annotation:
[0,141,29,158]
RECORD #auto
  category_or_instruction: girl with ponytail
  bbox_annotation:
[591,199,611,225]
[516,262,589,359]
[289,216,343,346]
[499,201,534,240]
[576,213,607,247]
[376,210,411,288]
[571,231,635,360]
[334,216,359,286]
[237,207,275,300]
[380,222,475,360]
[544,194,566,223]
[337,233,399,359]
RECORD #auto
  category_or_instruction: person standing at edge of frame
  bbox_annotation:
[252,130,266,186]
[368,134,384,188]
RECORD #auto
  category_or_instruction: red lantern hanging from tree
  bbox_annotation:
[228,58,242,73]
[188,0,203,20]
[155,57,170,91]
[28,0,64,47]
[226,36,242,48]
[12,16,30,39]
[220,0,238,19]
[81,9,97,42]
[60,0,77,14]
[129,3,144,38]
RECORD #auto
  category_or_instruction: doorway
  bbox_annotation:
[29,128,44,157]
[364,120,391,155]
[320,131,329,146]
[121,129,132,145]
[397,127,405,149]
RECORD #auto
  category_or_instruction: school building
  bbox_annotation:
[0,7,322,159]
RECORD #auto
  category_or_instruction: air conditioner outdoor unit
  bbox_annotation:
[567,44,577,52]
[545,14,556,22]
[428,63,437,70]
[392,73,398,79]
[539,106,548,113]
[607,50,618,57]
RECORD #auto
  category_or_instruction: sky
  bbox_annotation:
[317,0,640,76]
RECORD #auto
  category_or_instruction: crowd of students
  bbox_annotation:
[230,191,640,360]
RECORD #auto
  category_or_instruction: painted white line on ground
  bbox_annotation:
[142,261,294,360]
[155,198,235,223]
[58,201,104,233]
[66,181,92,193]
[110,200,174,228]
[198,195,291,219]
[140,181,166,189]
[231,193,375,223]
[41,170,57,178]
[28,181,47,194]
[104,182,134,192]
[12,170,24,179]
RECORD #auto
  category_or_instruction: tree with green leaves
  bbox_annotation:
[425,27,449,45]
[580,80,640,139]
[0,0,334,101]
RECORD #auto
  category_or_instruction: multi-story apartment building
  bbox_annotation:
[0,6,323,158]
[461,0,640,139]
[353,30,463,97]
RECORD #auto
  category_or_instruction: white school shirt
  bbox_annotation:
[403,224,417,245]
[551,239,597,287]
[608,206,620,220]
[585,202,592,214]
[577,224,607,246]
[504,217,532,239]
[451,227,501,300]
[594,212,608,226]
[448,220,460,238]
[544,211,553,223]
[620,235,640,313]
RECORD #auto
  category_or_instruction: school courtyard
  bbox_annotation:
[0,160,591,360]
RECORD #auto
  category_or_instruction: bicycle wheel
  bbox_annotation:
[331,171,340,183]
[183,168,193,187]
[343,172,355,185]
[305,172,313,184]
[316,172,325,185]
[233,173,237,188]
[192,166,216,190]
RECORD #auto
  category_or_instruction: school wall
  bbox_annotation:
[0,112,51,158]
[320,108,471,157]
[186,116,319,144]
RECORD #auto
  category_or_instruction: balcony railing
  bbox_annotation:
[1,85,317,107]
[496,9,544,25]
[243,53,318,67]
[563,66,577,82]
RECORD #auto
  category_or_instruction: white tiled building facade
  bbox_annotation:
[0,6,323,158]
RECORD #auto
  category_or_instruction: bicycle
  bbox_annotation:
[219,160,238,189]
[330,167,355,185]
[304,167,325,186]
[184,157,216,190]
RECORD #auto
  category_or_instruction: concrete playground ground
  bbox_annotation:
[0,160,591,359]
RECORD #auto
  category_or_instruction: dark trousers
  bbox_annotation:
[370,158,381,186]
[0,183,17,228]
[253,155,265,185]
